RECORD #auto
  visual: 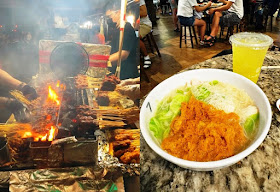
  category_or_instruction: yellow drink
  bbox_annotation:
[230,33,273,83]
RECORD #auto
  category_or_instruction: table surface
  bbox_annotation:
[140,52,280,192]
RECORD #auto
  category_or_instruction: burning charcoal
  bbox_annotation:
[96,92,109,106]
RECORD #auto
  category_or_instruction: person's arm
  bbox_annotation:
[219,0,228,4]
[109,50,130,64]
[0,69,38,100]
[208,1,233,14]
[140,4,148,18]
[0,68,22,89]
[194,2,212,12]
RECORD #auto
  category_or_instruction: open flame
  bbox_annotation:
[48,86,60,105]
[27,125,57,142]
[21,81,65,142]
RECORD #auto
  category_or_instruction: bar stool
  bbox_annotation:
[219,23,241,40]
[142,30,161,57]
[264,15,273,32]
[179,25,198,48]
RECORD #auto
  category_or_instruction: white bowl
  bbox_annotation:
[140,69,272,171]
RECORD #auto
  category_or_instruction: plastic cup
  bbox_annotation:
[229,32,273,83]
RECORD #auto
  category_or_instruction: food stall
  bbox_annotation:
[0,0,140,191]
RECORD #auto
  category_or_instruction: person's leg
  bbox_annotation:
[139,25,152,68]
[172,8,179,30]
[210,11,223,37]
[140,38,148,57]
[194,19,206,40]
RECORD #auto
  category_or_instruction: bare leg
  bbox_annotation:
[208,11,222,38]
[194,19,206,40]
[140,38,148,56]
[173,8,178,29]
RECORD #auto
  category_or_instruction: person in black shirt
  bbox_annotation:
[105,1,139,80]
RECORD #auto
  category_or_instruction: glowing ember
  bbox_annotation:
[48,86,60,105]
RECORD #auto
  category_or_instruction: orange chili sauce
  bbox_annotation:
[161,96,248,162]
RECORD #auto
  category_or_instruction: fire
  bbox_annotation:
[22,131,32,138]
[56,80,60,88]
[22,125,57,142]
[41,134,47,142]
[48,126,56,141]
[48,86,60,105]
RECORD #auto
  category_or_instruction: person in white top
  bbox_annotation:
[140,0,153,68]
[177,0,211,44]
[205,0,243,47]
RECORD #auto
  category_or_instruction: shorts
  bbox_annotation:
[140,23,152,37]
[178,16,195,26]
[168,0,177,9]
[219,11,241,27]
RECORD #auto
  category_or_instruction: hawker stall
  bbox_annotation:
[0,0,139,191]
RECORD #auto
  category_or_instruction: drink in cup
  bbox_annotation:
[229,32,273,83]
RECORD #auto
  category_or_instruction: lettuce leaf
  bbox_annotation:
[244,113,259,136]
[149,90,191,141]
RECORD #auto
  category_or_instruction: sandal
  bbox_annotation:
[199,40,205,46]
[143,57,152,69]
[204,35,216,47]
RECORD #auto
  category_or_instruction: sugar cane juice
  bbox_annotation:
[230,33,273,83]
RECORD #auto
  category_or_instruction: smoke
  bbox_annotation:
[0,0,139,84]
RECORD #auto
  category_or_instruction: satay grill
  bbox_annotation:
[1,41,139,175]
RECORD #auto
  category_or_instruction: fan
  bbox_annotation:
[50,42,89,78]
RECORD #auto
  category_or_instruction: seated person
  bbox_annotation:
[205,0,243,46]
[177,0,211,45]
[105,1,139,80]
[140,0,153,68]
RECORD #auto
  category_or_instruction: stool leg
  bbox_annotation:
[150,33,161,57]
[192,26,198,45]
[189,26,194,48]
[219,27,223,40]
[180,26,182,48]
[226,27,230,40]
[270,16,273,31]
[146,35,154,54]
[184,26,187,44]
[236,24,238,33]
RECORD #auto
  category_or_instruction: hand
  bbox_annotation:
[5,98,24,112]
[19,84,38,100]
[117,84,140,101]
[6,98,31,122]
[208,8,215,15]
[118,77,140,87]
[207,1,212,7]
